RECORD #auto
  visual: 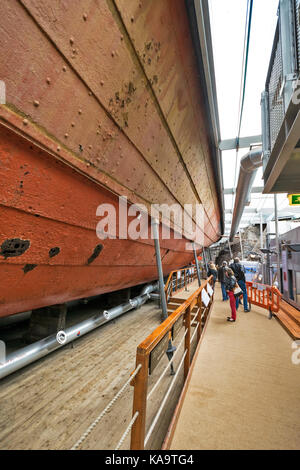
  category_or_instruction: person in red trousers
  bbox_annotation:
[224,268,237,322]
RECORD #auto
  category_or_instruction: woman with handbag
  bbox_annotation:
[224,268,242,323]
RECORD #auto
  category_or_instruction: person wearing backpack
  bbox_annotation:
[230,258,250,312]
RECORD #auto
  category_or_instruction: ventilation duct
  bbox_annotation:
[229,148,263,242]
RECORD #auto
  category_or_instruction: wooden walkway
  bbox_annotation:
[0,301,161,450]
[167,285,300,450]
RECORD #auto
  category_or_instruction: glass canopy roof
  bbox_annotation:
[208,0,300,244]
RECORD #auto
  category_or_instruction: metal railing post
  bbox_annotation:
[193,243,201,287]
[274,195,282,293]
[130,351,149,450]
[152,219,168,321]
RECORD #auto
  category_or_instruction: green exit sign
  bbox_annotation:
[288,194,300,205]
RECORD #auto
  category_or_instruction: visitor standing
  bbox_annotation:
[218,261,229,301]
[230,258,250,312]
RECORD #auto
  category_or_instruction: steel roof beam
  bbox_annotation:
[219,135,262,151]
[223,186,264,195]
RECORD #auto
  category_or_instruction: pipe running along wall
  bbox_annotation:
[0,282,158,380]
[230,147,263,242]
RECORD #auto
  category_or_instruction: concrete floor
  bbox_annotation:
[169,285,300,450]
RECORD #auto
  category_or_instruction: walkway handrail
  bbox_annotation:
[130,276,213,450]
[246,281,282,314]
[164,266,197,302]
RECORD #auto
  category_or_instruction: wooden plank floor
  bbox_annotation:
[169,285,300,450]
[0,280,200,450]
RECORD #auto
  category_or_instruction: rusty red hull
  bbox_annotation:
[0,0,222,317]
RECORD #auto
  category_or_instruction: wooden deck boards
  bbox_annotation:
[0,281,200,450]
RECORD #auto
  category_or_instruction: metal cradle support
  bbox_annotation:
[193,242,202,287]
[152,218,168,321]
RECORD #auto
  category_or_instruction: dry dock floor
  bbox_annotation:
[0,281,199,450]
[169,285,300,450]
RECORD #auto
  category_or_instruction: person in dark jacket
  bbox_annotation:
[230,257,249,312]
[224,268,237,322]
[218,261,228,301]
[207,263,218,287]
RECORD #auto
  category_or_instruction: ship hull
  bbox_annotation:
[0,123,199,318]
[0,0,222,317]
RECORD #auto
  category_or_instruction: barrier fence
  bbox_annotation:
[246,281,282,315]
[130,276,214,450]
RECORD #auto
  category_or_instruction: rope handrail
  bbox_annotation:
[115,412,139,451]
[71,364,142,450]
[147,328,188,400]
[191,307,201,327]
[144,350,187,447]
[190,322,200,344]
